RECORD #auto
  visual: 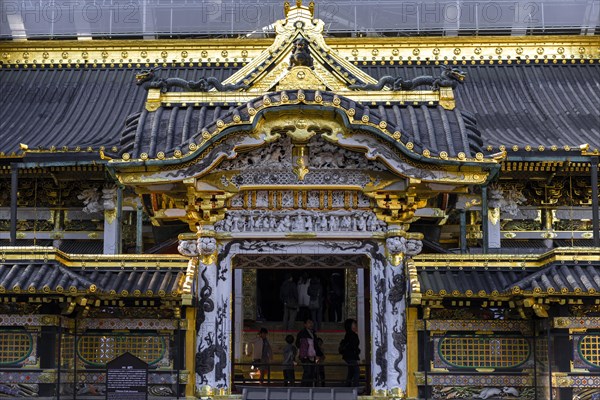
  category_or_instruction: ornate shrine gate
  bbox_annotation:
[109,2,500,397]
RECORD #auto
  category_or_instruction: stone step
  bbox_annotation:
[241,387,359,400]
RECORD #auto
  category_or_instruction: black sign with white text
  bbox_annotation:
[106,352,148,400]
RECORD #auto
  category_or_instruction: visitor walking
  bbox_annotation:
[246,328,272,384]
[296,318,320,387]
[340,319,360,387]
[280,274,299,330]
[282,334,297,386]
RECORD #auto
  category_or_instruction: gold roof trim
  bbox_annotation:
[414,247,600,269]
[1,36,598,67]
[0,246,187,268]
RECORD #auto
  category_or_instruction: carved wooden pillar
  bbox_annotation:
[383,227,423,398]
[196,231,231,394]
[179,229,231,395]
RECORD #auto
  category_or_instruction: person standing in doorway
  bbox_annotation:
[315,337,326,387]
[280,273,299,331]
[296,318,319,387]
[246,328,272,384]
[282,334,297,386]
[328,272,344,323]
[341,319,360,387]
[297,273,311,321]
[308,276,323,331]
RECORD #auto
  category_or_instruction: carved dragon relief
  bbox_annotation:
[349,66,467,91]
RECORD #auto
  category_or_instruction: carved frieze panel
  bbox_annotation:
[226,190,373,211]
[215,209,387,234]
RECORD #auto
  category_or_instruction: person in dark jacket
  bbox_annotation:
[296,318,323,386]
[328,272,344,322]
[341,318,360,387]
[280,273,299,330]
[282,334,297,386]
[307,277,323,331]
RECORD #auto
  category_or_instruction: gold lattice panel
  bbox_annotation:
[579,335,600,367]
[438,336,530,369]
[0,331,33,365]
[77,335,166,367]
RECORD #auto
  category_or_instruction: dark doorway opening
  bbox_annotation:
[256,269,345,323]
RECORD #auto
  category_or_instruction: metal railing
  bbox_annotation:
[233,361,370,391]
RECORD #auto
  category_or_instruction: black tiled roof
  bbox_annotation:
[419,268,529,296]
[510,263,600,294]
[418,262,600,297]
[119,89,484,159]
[0,66,239,155]
[361,63,600,149]
[0,261,184,297]
[2,63,598,157]
[0,240,104,254]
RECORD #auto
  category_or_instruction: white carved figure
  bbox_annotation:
[292,215,305,231]
[231,215,241,232]
[256,191,269,207]
[386,237,407,256]
[477,388,502,399]
[178,240,199,257]
[102,186,117,211]
[357,214,366,231]
[488,183,527,217]
[197,237,217,256]
[502,387,519,397]
[277,216,291,232]
[320,215,328,231]
[367,214,380,231]
[305,215,313,231]
[78,188,103,214]
[405,239,423,256]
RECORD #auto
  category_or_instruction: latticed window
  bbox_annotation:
[0,330,33,366]
[77,334,166,367]
[438,335,530,369]
[578,334,600,367]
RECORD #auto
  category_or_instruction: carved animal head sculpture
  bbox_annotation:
[442,66,467,84]
[289,38,314,69]
[135,67,160,85]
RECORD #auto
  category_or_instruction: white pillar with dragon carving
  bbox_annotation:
[179,229,231,397]
[384,228,423,399]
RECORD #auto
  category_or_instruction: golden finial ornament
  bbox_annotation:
[283,1,290,16]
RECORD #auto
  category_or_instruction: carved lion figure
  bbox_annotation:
[288,38,314,69]
[78,189,103,214]
[178,240,199,257]
[386,236,407,256]
[198,237,217,256]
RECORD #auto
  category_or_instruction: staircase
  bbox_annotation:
[237,322,359,386]
[241,387,358,400]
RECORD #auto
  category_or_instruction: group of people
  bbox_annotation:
[280,272,344,331]
[246,318,361,387]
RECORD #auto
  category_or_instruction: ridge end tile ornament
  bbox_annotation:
[349,65,467,91]
[135,67,248,93]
